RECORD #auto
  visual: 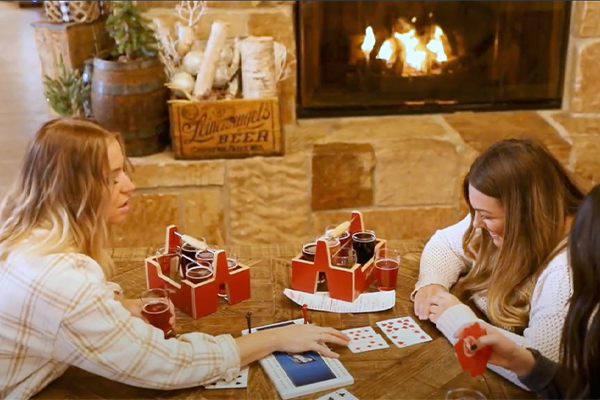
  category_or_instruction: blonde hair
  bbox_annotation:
[0,118,126,277]
[456,139,585,332]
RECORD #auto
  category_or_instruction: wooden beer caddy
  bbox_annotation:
[290,211,387,302]
[145,225,251,319]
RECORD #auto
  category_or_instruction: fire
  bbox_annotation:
[361,26,376,59]
[376,39,395,67]
[361,19,453,76]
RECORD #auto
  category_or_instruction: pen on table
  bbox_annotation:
[246,312,252,333]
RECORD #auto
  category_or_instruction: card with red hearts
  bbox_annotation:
[342,326,389,353]
[375,317,432,348]
[454,323,492,378]
[342,326,378,342]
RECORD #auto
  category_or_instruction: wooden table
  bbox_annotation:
[34,241,535,400]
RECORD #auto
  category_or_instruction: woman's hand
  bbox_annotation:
[274,324,350,358]
[455,322,536,376]
[236,323,350,367]
[413,284,448,320]
[428,292,462,323]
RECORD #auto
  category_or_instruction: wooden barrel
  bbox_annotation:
[91,56,168,157]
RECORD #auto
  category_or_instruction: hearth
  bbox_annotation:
[297,1,572,117]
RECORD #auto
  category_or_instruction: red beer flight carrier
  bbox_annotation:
[145,225,252,319]
[290,211,387,302]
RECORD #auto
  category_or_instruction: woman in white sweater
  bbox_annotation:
[0,118,349,399]
[412,139,585,388]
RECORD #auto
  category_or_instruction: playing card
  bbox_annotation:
[454,323,492,378]
[342,326,378,342]
[204,367,249,389]
[315,388,360,400]
[347,333,389,353]
[376,316,432,348]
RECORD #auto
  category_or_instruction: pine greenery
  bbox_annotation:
[105,1,157,60]
[43,56,90,117]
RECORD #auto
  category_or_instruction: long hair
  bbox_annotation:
[562,183,600,399]
[0,118,125,276]
[457,139,585,331]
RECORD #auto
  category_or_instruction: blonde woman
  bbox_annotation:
[0,118,349,399]
[412,139,585,389]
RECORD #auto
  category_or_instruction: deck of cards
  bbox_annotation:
[454,323,492,377]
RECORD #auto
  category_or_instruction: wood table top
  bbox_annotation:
[34,241,536,400]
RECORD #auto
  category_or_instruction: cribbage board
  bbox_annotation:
[241,318,354,400]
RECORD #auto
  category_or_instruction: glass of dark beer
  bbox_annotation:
[352,230,377,264]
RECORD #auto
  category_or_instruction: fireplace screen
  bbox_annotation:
[297,1,571,117]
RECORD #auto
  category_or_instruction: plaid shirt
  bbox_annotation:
[0,252,240,399]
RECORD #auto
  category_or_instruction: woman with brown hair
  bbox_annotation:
[457,183,600,399]
[0,118,349,399]
[411,138,585,388]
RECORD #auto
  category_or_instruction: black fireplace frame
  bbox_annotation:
[295,1,572,119]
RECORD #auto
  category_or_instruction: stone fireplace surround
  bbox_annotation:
[114,1,600,249]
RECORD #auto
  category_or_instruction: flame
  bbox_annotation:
[426,26,448,62]
[361,26,375,55]
[376,39,395,66]
[359,20,453,76]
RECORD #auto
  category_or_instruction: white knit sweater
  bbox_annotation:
[413,215,572,389]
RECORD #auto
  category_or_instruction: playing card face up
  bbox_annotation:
[454,323,491,378]
[342,326,378,342]
[376,316,432,348]
[316,388,360,400]
[347,334,389,353]
[204,367,249,389]
[342,326,389,353]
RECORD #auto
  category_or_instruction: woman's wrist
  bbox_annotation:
[236,329,283,367]
[509,347,537,377]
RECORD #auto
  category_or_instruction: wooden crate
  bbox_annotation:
[32,18,110,80]
[169,98,284,160]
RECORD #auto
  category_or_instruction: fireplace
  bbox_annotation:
[297,1,572,118]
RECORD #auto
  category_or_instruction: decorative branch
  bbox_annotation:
[152,18,180,79]
[175,1,206,27]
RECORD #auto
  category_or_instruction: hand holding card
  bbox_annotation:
[454,323,492,378]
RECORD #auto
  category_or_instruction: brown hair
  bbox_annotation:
[562,183,600,398]
[0,118,126,275]
[457,139,585,331]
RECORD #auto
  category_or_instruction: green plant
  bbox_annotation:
[105,1,157,60]
[43,57,90,117]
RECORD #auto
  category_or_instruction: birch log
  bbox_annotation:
[240,36,277,99]
[193,21,229,98]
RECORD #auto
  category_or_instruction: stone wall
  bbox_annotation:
[112,1,600,249]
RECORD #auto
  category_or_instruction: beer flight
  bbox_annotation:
[301,226,401,291]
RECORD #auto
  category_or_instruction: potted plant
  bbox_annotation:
[90,1,168,157]
[43,56,90,118]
